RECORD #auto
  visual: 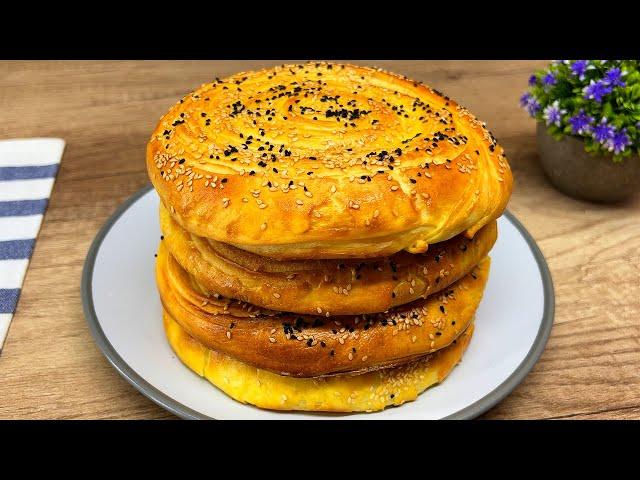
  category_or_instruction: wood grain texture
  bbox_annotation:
[0,60,638,420]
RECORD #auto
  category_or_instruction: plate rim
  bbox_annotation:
[81,184,555,420]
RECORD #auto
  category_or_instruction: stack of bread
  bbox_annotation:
[147,62,512,412]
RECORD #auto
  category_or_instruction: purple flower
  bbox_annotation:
[543,100,565,127]
[568,110,594,135]
[606,128,631,154]
[528,74,537,86]
[520,92,541,117]
[604,67,626,88]
[527,99,541,116]
[520,92,532,108]
[570,60,590,81]
[542,71,557,89]
[592,118,615,144]
[583,79,612,103]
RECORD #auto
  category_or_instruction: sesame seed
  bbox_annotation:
[269,337,276,343]
[296,199,303,205]
[226,331,231,339]
[273,292,281,298]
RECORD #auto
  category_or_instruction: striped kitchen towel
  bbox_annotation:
[0,138,65,352]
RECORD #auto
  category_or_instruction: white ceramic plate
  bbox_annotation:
[82,186,554,419]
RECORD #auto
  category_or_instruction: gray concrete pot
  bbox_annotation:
[536,123,640,203]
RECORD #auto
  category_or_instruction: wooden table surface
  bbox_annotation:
[1,60,638,420]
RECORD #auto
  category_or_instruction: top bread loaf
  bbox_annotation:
[147,62,512,260]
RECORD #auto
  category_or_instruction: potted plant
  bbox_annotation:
[521,60,640,202]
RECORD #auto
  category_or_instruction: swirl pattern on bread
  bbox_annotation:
[147,62,512,259]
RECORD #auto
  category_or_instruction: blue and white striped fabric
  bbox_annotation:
[0,138,65,351]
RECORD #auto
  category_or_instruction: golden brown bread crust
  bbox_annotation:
[164,311,474,412]
[147,62,513,260]
[160,203,497,315]
[156,240,490,377]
